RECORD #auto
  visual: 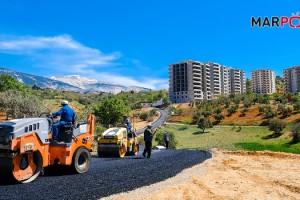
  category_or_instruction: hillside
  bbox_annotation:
[169,102,300,126]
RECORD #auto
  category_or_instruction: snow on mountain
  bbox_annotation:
[50,75,150,94]
[0,67,150,94]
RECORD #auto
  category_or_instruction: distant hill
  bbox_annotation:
[51,75,150,94]
[0,67,150,94]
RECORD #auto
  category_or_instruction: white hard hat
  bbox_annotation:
[147,124,152,127]
[61,100,69,105]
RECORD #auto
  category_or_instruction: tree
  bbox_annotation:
[214,107,222,114]
[0,74,25,92]
[93,98,129,127]
[198,117,213,133]
[214,113,224,124]
[201,111,211,117]
[0,90,46,119]
[268,118,286,134]
[243,97,252,108]
[246,79,252,94]
[163,96,171,106]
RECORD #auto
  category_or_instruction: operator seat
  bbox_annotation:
[58,114,77,143]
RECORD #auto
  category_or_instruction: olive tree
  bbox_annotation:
[93,97,129,128]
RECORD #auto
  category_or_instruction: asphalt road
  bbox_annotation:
[0,149,211,200]
[136,108,167,135]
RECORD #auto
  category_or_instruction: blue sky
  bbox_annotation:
[0,0,300,89]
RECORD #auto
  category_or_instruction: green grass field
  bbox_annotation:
[160,124,300,154]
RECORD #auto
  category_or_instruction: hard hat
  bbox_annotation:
[61,100,69,105]
[147,124,152,127]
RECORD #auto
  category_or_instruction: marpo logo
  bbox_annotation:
[251,12,300,28]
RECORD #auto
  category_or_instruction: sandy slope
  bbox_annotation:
[103,149,300,200]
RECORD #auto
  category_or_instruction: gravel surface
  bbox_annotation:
[0,149,211,200]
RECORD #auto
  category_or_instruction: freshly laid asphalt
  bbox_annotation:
[136,108,168,135]
[0,149,211,200]
[0,108,211,199]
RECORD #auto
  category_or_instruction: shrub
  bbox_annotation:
[225,99,230,108]
[277,104,285,114]
[214,113,224,124]
[155,130,177,148]
[147,116,154,122]
[264,111,276,119]
[139,112,149,121]
[227,106,237,116]
[176,108,184,115]
[240,108,249,116]
[258,106,264,113]
[149,108,158,117]
[137,135,145,146]
[291,123,300,143]
[182,118,193,124]
[268,118,286,134]
[202,111,211,117]
[214,107,222,114]
[293,102,300,111]
[282,107,292,118]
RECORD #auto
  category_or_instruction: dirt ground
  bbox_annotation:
[104,149,300,200]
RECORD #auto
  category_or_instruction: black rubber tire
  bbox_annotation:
[71,147,91,174]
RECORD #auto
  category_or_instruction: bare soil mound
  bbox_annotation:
[104,149,300,200]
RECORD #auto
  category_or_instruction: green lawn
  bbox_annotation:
[161,124,300,154]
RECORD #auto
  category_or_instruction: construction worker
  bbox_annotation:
[164,131,170,149]
[123,115,132,132]
[52,100,76,141]
[143,124,156,158]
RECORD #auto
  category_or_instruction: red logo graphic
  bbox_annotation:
[251,12,300,28]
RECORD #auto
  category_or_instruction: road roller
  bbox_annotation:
[0,113,95,183]
[97,125,139,158]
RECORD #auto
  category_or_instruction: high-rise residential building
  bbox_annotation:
[228,68,246,94]
[251,69,276,94]
[284,66,300,92]
[169,60,246,103]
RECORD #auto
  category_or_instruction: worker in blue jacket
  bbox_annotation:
[52,100,76,141]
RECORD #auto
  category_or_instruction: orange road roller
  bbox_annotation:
[0,114,95,183]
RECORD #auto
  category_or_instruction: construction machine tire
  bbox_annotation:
[71,147,91,174]
[0,151,43,183]
[133,144,139,155]
[118,144,126,158]
[127,144,139,156]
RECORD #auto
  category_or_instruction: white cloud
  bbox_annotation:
[0,34,168,90]
[89,72,168,90]
[0,34,121,72]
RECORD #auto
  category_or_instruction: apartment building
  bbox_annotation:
[284,66,300,92]
[228,68,246,94]
[169,60,245,103]
[251,69,276,94]
[169,60,203,103]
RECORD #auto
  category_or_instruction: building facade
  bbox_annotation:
[284,66,300,93]
[169,60,246,103]
[251,69,276,94]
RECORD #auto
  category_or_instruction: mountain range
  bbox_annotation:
[0,67,150,94]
